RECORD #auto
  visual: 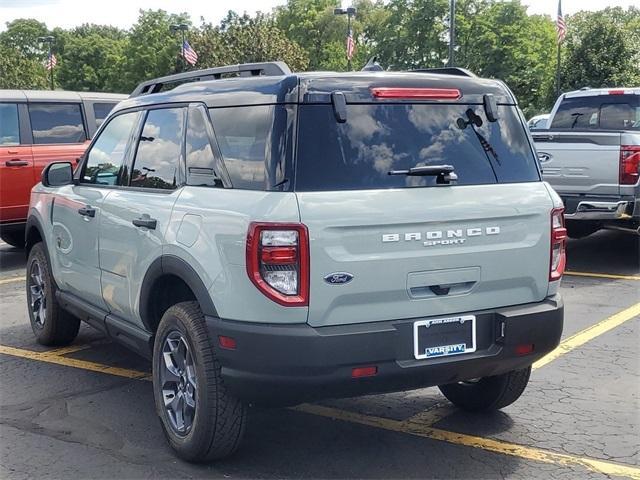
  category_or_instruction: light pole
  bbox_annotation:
[448,0,456,67]
[38,35,55,90]
[170,24,189,73]
[334,7,357,71]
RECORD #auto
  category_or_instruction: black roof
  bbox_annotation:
[115,62,515,113]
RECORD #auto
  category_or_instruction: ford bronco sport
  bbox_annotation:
[25,62,565,462]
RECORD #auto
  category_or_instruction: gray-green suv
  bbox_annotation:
[25,62,565,462]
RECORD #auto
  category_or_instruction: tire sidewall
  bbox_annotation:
[152,307,216,459]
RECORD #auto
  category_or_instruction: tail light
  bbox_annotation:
[246,222,309,306]
[620,145,640,185]
[550,208,567,281]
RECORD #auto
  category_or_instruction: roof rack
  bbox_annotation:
[411,67,476,78]
[129,61,292,98]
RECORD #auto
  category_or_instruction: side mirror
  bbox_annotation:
[42,162,74,187]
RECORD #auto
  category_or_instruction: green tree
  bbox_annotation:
[560,7,640,91]
[118,9,192,93]
[455,0,557,116]
[0,19,49,89]
[55,25,127,92]
[191,12,308,72]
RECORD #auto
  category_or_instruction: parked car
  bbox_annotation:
[533,87,640,237]
[25,62,565,462]
[0,90,126,247]
[528,113,550,130]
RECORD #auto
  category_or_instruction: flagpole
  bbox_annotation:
[555,42,560,97]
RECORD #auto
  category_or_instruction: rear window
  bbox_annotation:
[295,104,539,191]
[550,94,640,130]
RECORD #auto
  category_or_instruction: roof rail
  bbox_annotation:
[411,67,476,78]
[129,61,292,98]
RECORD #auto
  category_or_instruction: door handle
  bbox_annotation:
[132,214,157,230]
[5,160,29,167]
[77,206,96,218]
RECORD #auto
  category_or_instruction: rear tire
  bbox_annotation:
[152,301,247,462]
[438,367,531,412]
[566,221,599,239]
[26,242,80,346]
[1,231,24,248]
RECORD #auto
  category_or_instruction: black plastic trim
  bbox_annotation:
[206,295,564,405]
[139,255,217,332]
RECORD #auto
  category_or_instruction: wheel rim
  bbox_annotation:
[160,330,197,436]
[28,259,46,328]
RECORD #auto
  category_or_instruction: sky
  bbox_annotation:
[0,0,637,31]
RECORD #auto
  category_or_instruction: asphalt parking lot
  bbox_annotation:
[0,230,638,479]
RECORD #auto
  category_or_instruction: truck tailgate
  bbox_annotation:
[534,131,621,196]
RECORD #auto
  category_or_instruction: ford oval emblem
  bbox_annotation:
[537,151,552,163]
[324,272,354,285]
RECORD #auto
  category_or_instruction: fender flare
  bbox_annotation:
[139,255,218,331]
[25,214,48,254]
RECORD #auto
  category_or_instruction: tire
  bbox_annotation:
[26,242,80,346]
[1,231,24,248]
[566,221,599,239]
[438,366,531,412]
[152,301,247,462]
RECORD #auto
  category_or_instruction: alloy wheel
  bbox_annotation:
[160,330,197,436]
[29,259,47,328]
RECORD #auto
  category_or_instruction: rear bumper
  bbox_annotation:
[206,295,564,405]
[562,195,637,221]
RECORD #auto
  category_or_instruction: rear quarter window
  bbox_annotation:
[208,105,292,191]
[0,103,20,145]
[295,103,539,191]
[550,94,640,130]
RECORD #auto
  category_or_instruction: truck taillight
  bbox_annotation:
[550,208,567,281]
[246,223,309,306]
[620,145,640,185]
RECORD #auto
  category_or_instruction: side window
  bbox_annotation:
[0,103,20,145]
[209,105,271,190]
[82,112,138,185]
[185,107,222,187]
[130,108,184,190]
[93,102,117,128]
[28,103,86,144]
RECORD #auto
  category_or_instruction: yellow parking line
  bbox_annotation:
[565,271,640,281]
[295,404,640,480]
[402,402,456,426]
[533,302,640,370]
[0,276,24,285]
[2,342,639,478]
[45,344,92,356]
[0,344,151,381]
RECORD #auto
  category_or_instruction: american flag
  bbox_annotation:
[182,40,198,66]
[45,52,57,70]
[556,0,566,44]
[346,28,355,61]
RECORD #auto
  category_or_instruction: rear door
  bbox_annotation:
[295,101,553,328]
[28,102,89,179]
[99,106,185,327]
[0,102,33,224]
[537,93,640,196]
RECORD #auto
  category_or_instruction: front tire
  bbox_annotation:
[438,367,531,412]
[26,242,80,346]
[152,301,247,462]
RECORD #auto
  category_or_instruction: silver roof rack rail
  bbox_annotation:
[129,61,292,97]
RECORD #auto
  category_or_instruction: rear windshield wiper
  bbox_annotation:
[388,165,458,184]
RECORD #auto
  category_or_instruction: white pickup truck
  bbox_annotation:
[532,88,640,238]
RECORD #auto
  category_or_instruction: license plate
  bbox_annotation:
[413,315,476,360]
